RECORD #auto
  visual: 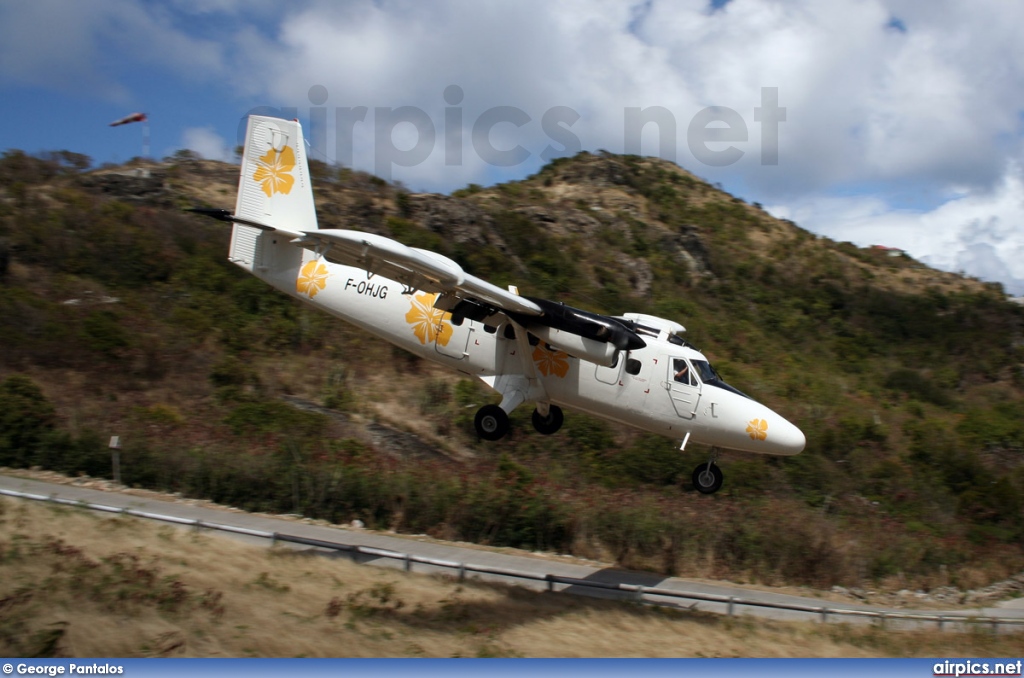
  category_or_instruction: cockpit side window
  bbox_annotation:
[672,358,695,386]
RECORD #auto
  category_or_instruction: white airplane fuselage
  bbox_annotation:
[248,244,805,458]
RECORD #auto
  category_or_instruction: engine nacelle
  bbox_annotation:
[528,325,620,367]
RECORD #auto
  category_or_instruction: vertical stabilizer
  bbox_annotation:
[229,116,318,271]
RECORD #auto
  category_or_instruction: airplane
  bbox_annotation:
[192,115,805,494]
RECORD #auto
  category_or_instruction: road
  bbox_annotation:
[2,472,1022,630]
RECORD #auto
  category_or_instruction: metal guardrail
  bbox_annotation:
[3,487,1022,630]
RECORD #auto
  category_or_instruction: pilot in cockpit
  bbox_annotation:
[673,359,690,384]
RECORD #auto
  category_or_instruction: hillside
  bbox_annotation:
[1,147,1023,595]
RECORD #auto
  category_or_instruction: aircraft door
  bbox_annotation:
[663,356,701,419]
[435,321,473,360]
[594,351,621,385]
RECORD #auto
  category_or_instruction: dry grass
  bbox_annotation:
[2,497,1023,658]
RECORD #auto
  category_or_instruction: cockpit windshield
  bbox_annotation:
[690,359,718,383]
[689,358,751,400]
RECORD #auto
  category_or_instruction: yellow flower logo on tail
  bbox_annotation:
[406,292,453,346]
[746,418,768,441]
[253,146,296,197]
[297,260,328,298]
[533,344,570,378]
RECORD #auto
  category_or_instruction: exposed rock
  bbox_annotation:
[513,206,557,224]
[623,257,653,297]
[963,572,1024,605]
[365,421,450,462]
[404,194,496,246]
[78,169,166,200]
[559,209,603,236]
[660,226,713,277]
[548,153,631,188]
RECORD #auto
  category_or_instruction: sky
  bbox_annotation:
[2,0,1023,295]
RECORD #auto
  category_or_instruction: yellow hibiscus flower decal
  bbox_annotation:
[406,292,453,346]
[746,418,768,441]
[296,260,328,298]
[533,344,570,378]
[253,146,296,197]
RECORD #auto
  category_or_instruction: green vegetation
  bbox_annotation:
[0,148,1022,592]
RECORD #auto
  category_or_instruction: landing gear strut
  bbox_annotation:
[531,404,564,435]
[474,404,510,441]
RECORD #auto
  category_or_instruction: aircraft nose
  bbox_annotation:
[771,417,806,456]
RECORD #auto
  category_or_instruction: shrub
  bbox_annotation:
[0,374,56,467]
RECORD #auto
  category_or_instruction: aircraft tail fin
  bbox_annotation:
[229,115,318,270]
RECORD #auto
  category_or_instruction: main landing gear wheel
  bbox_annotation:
[474,404,510,441]
[532,405,564,435]
[692,462,724,494]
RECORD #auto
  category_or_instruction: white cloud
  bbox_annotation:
[4,0,1024,292]
[201,0,1024,293]
[0,0,226,100]
[181,126,231,162]
[767,163,1024,295]
[216,1,1024,194]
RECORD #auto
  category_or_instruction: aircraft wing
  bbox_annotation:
[295,229,544,317]
[299,229,646,354]
[189,207,646,356]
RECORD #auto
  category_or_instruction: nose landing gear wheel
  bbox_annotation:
[474,404,510,441]
[532,405,564,435]
[692,462,723,494]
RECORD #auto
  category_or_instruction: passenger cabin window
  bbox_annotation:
[625,358,642,375]
[673,358,695,386]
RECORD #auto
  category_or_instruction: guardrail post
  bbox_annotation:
[271,532,277,547]
[635,585,645,603]
[938,615,944,631]
[820,607,829,624]
[458,564,466,582]
[546,575,554,592]
[727,596,734,616]
[404,553,412,572]
[990,617,997,634]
